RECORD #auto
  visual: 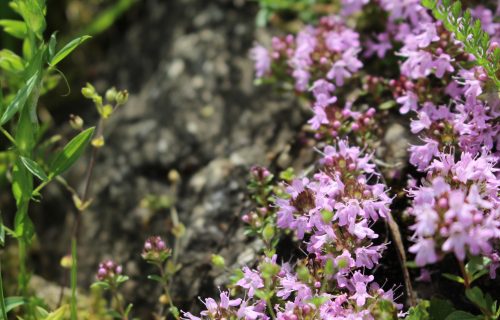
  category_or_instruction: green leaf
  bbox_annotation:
[0,72,39,126]
[0,296,25,318]
[20,156,48,182]
[48,32,57,60]
[49,127,95,177]
[124,303,133,317]
[451,1,462,18]
[379,100,397,110]
[405,300,430,320]
[442,273,464,284]
[444,311,481,320]
[421,0,436,9]
[0,49,25,73]
[465,287,487,311]
[147,275,163,283]
[115,275,129,284]
[90,281,110,290]
[108,310,122,319]
[49,36,91,67]
[0,20,27,39]
[14,0,46,38]
[169,306,179,318]
[429,298,455,320]
[43,305,68,320]
[0,214,4,246]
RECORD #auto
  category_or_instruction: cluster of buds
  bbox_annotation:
[96,260,123,282]
[243,166,275,227]
[81,83,129,148]
[141,236,171,263]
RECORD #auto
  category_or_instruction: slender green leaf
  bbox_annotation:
[442,273,464,284]
[48,32,57,60]
[49,36,91,67]
[90,281,110,290]
[49,127,94,177]
[44,305,68,320]
[0,213,4,246]
[20,156,48,182]
[147,275,163,283]
[0,20,27,39]
[0,296,25,318]
[0,72,39,126]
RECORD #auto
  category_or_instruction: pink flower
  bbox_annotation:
[250,44,271,78]
[236,267,264,298]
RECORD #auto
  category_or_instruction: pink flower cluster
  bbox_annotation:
[381,3,500,269]
[96,260,123,282]
[251,16,362,91]
[185,0,500,318]
[183,142,401,320]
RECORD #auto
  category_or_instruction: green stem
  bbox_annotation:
[0,260,8,320]
[70,237,78,320]
[458,259,470,289]
[265,297,276,320]
[111,286,127,320]
[18,238,28,298]
[0,127,16,146]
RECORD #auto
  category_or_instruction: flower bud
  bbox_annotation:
[105,87,117,102]
[91,135,105,148]
[81,83,96,98]
[116,90,129,105]
[69,114,84,130]
[211,254,226,268]
[96,260,122,281]
[142,236,171,263]
[60,254,72,269]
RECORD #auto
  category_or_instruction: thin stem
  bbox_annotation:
[265,297,276,320]
[0,259,8,320]
[111,286,127,320]
[458,259,470,289]
[375,163,416,307]
[18,238,28,297]
[70,237,78,320]
[64,117,104,315]
[0,127,16,146]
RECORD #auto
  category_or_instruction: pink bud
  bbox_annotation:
[366,107,376,117]
[438,197,448,208]
[242,214,250,223]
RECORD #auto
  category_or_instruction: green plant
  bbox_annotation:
[0,0,93,318]
[422,0,500,89]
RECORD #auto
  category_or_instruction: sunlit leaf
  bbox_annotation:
[49,127,94,177]
[49,36,91,67]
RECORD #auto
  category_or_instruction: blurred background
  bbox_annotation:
[1,0,308,317]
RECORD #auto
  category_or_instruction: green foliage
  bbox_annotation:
[49,35,91,67]
[0,0,94,318]
[422,0,500,89]
[405,300,430,320]
[255,0,332,26]
[48,127,95,178]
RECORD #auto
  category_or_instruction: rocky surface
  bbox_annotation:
[35,0,307,316]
